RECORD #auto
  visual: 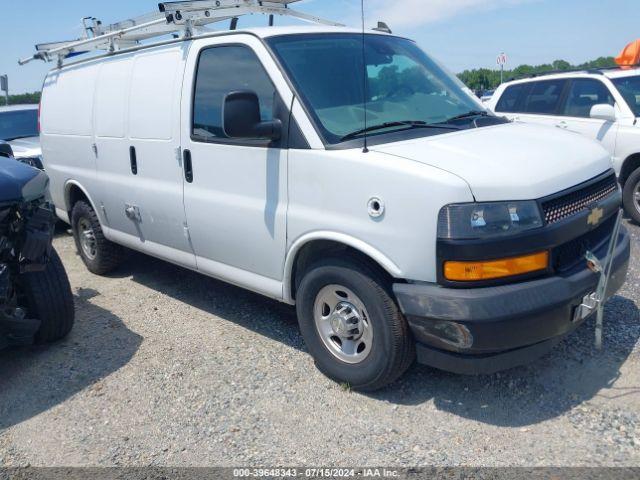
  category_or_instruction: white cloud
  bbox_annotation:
[366,0,534,28]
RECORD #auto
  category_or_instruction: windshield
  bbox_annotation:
[0,109,38,141]
[268,34,482,145]
[612,75,640,116]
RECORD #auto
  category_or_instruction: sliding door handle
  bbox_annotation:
[183,149,193,183]
[129,146,138,175]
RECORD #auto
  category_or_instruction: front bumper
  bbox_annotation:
[0,311,40,350]
[393,226,631,375]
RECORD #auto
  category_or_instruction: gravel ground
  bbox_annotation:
[0,220,639,467]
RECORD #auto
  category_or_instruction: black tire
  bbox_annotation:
[623,168,640,224]
[71,200,123,275]
[20,249,75,344]
[296,257,415,391]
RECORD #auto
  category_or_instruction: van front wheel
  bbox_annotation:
[296,258,415,391]
[71,201,123,275]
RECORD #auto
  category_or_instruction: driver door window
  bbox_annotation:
[192,45,277,145]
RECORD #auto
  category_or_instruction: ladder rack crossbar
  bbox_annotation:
[19,0,344,66]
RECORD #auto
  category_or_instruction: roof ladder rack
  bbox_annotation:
[19,0,344,67]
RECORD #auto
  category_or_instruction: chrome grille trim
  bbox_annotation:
[541,173,618,225]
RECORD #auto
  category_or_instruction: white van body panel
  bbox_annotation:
[373,122,612,201]
[286,148,473,290]
[41,63,100,216]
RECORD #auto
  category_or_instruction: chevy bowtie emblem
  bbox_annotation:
[587,207,604,226]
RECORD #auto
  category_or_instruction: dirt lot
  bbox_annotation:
[0,221,639,467]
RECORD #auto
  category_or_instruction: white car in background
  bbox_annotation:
[479,89,495,104]
[0,104,43,169]
[487,67,640,222]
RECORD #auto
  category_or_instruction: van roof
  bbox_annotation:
[502,66,640,86]
[230,25,391,38]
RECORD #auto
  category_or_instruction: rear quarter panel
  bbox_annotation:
[40,62,101,217]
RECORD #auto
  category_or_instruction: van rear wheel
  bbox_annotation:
[623,168,640,224]
[71,201,123,275]
[296,258,415,391]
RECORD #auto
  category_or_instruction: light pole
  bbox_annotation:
[497,53,507,85]
[0,75,8,106]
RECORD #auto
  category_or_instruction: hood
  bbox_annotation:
[8,136,41,159]
[0,156,49,205]
[372,122,612,201]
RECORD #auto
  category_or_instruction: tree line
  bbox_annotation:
[458,57,617,92]
[4,91,41,105]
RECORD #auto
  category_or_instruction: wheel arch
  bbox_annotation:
[283,232,403,304]
[620,152,640,186]
[64,181,99,219]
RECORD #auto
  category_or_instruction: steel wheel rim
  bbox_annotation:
[313,284,373,364]
[634,181,640,216]
[78,218,97,260]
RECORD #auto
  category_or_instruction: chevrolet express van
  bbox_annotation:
[37,21,630,390]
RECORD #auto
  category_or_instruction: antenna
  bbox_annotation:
[361,0,369,153]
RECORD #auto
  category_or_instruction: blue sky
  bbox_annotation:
[2,0,638,94]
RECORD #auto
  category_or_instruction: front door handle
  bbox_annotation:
[557,121,569,129]
[183,149,193,183]
[129,146,138,175]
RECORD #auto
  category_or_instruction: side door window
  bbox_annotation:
[192,45,278,145]
[557,78,618,156]
[562,78,615,118]
[522,79,567,115]
[495,83,529,113]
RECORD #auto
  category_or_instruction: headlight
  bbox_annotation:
[438,201,543,239]
[18,156,44,170]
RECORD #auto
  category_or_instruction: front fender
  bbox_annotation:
[282,231,403,304]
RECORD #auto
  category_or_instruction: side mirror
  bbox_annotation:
[590,103,617,122]
[223,90,282,141]
[0,142,14,159]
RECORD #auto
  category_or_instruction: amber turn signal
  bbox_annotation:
[444,251,549,282]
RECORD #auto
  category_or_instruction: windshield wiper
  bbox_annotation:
[443,110,491,123]
[340,120,461,142]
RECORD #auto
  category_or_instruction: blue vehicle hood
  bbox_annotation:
[0,156,49,205]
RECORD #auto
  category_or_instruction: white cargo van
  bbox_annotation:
[29,1,630,390]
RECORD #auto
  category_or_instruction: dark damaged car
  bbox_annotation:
[0,141,74,350]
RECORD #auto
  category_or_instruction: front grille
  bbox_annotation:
[541,173,618,225]
[553,214,616,272]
